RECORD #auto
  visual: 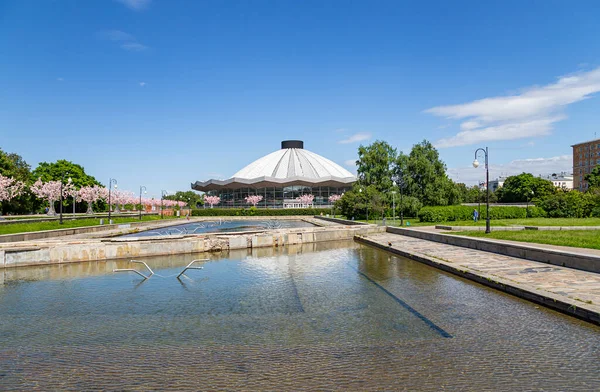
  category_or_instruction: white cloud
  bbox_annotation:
[57,77,64,82]
[121,42,148,51]
[139,82,146,87]
[344,159,356,167]
[116,0,151,11]
[98,30,135,42]
[98,29,148,51]
[447,155,572,185]
[338,132,372,144]
[426,67,600,148]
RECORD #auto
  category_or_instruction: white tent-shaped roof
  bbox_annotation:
[191,140,356,191]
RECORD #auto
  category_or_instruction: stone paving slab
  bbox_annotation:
[359,232,600,325]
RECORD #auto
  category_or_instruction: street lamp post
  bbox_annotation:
[400,182,404,227]
[161,190,167,219]
[473,147,491,234]
[359,188,368,223]
[392,181,396,223]
[478,181,484,217]
[107,178,117,224]
[71,178,75,216]
[139,186,147,220]
[526,190,534,218]
[59,172,70,225]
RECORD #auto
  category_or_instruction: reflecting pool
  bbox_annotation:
[0,241,598,390]
[120,219,315,237]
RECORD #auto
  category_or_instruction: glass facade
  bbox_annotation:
[207,185,350,208]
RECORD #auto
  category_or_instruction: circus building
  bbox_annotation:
[191,140,356,208]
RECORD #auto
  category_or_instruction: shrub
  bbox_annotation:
[536,191,592,218]
[417,205,546,222]
[191,208,330,217]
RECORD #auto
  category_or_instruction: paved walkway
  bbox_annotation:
[361,232,600,323]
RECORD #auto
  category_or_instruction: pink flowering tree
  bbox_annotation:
[151,198,161,211]
[122,191,136,211]
[30,178,69,215]
[110,190,126,213]
[328,194,342,216]
[78,185,105,214]
[0,174,25,214]
[97,187,109,202]
[66,181,78,211]
[245,195,263,207]
[204,195,221,208]
[296,194,314,207]
[328,194,341,204]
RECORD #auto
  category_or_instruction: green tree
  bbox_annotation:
[356,140,397,191]
[394,140,456,206]
[164,190,204,208]
[496,173,556,203]
[584,166,600,189]
[337,184,381,220]
[31,160,102,188]
[537,189,592,218]
[0,149,32,182]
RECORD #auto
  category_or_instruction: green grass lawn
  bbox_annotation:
[351,217,600,228]
[353,218,427,227]
[0,215,176,236]
[452,230,600,250]
[430,217,600,227]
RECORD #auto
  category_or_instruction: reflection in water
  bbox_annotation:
[0,240,599,390]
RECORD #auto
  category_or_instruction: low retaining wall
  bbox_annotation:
[387,227,600,274]
[0,219,188,243]
[436,225,600,231]
[0,225,385,269]
[313,216,367,226]
[0,213,158,226]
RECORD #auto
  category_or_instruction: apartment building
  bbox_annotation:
[572,138,600,190]
[543,172,573,190]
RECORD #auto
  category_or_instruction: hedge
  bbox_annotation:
[191,208,331,217]
[417,205,546,222]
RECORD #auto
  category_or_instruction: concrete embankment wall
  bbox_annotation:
[312,216,367,226]
[436,225,600,231]
[0,219,188,243]
[0,213,159,226]
[387,227,600,274]
[0,225,385,269]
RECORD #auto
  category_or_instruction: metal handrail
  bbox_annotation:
[113,259,155,280]
[131,260,154,276]
[177,259,208,279]
[113,268,150,279]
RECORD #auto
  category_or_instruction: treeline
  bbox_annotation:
[0,149,104,214]
[336,140,477,219]
[336,140,600,220]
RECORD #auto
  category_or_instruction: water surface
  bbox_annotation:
[120,219,315,237]
[0,241,598,390]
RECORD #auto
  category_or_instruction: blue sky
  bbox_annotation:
[1,0,599,197]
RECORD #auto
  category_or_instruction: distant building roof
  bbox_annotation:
[571,138,600,147]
